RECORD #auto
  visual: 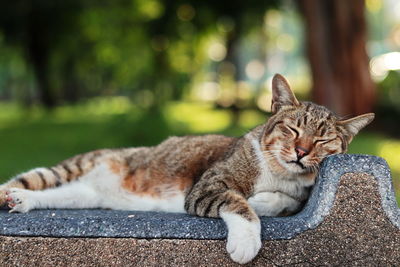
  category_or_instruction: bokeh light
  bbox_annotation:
[208,42,227,62]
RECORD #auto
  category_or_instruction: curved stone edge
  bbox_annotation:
[320,154,400,229]
[0,154,398,240]
[267,154,400,239]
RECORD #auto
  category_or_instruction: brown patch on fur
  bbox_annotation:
[121,167,193,198]
[120,135,235,200]
[122,168,147,195]
[179,177,193,191]
[109,160,128,175]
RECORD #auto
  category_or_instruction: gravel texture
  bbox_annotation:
[0,154,399,266]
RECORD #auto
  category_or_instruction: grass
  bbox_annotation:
[0,97,399,204]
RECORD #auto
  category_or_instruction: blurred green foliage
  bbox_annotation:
[377,71,400,115]
[0,0,281,108]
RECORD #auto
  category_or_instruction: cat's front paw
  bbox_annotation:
[248,191,300,217]
[225,217,262,264]
[6,188,34,213]
[226,228,261,264]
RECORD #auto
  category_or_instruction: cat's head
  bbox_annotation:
[261,74,374,175]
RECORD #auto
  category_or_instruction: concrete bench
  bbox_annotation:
[0,154,399,266]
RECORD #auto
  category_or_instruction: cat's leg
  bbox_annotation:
[248,191,301,216]
[185,189,261,264]
[5,160,129,213]
[0,168,57,207]
[6,181,100,213]
[220,201,261,265]
[0,150,108,207]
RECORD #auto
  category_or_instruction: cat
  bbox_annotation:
[0,74,374,264]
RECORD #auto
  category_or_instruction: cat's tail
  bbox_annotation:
[0,149,110,206]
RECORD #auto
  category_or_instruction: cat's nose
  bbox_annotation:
[295,146,309,158]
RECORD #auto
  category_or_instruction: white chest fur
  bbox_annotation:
[248,138,314,216]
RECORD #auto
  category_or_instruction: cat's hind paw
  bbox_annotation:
[6,188,34,213]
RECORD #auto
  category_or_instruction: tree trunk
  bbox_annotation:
[298,0,375,116]
[26,2,57,108]
[224,27,242,126]
[30,53,56,108]
[62,58,80,103]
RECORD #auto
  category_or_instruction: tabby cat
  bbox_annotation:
[0,74,374,264]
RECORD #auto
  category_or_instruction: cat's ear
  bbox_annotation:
[271,74,299,113]
[338,113,375,137]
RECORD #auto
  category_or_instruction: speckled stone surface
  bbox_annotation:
[0,154,399,266]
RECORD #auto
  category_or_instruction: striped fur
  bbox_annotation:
[0,74,374,264]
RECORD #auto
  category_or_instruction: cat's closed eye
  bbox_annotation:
[287,126,300,137]
[314,138,335,145]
